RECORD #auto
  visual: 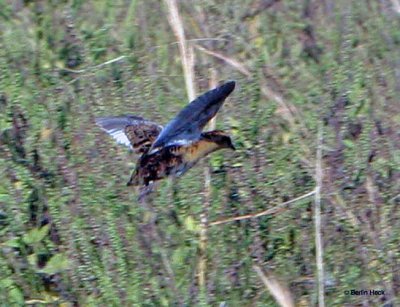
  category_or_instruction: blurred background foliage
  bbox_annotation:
[0,0,399,306]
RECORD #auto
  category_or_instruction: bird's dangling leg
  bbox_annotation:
[137,181,156,202]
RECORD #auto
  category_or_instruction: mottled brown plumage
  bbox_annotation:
[127,130,235,186]
[96,81,236,190]
[124,122,161,154]
[96,115,162,154]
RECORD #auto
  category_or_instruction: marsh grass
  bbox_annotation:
[0,0,399,306]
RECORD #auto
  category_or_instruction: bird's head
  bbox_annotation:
[202,130,236,150]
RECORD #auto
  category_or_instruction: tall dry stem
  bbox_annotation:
[164,0,196,101]
[315,123,325,307]
[253,264,295,307]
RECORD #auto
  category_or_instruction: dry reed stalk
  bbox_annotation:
[198,71,218,291]
[390,0,400,13]
[138,193,184,305]
[194,44,299,122]
[199,167,210,290]
[164,0,196,101]
[210,189,316,226]
[253,264,295,307]
[164,0,203,296]
[60,55,126,74]
[195,44,252,77]
[315,124,325,307]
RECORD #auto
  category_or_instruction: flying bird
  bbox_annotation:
[95,81,236,190]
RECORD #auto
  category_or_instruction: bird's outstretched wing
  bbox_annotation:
[150,81,235,151]
[95,115,163,154]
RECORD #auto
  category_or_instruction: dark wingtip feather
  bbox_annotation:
[222,80,236,91]
[198,80,236,107]
[217,81,236,97]
[149,81,236,150]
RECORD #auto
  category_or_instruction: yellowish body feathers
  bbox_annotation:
[183,140,220,163]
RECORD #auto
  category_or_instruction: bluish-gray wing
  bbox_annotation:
[150,81,235,151]
[95,115,163,154]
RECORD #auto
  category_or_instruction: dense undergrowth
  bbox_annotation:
[0,0,399,306]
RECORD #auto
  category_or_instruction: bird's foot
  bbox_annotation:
[138,182,155,202]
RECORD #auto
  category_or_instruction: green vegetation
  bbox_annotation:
[0,0,399,305]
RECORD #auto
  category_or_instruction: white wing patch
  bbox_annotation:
[95,116,164,153]
[149,139,193,154]
[167,139,193,147]
[101,127,132,148]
